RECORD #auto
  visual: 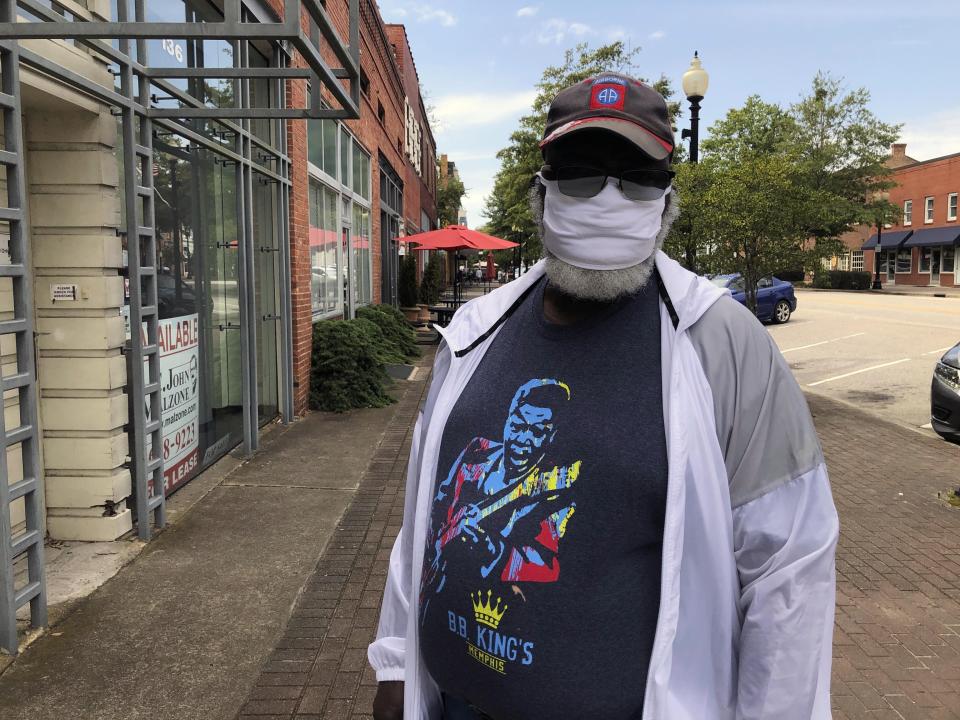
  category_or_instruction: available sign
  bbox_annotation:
[143,314,200,494]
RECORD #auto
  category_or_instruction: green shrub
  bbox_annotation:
[357,305,420,360]
[813,270,873,290]
[399,254,419,308]
[829,270,872,290]
[353,318,408,365]
[812,272,832,289]
[419,256,442,305]
[310,320,394,413]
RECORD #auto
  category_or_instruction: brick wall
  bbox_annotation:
[840,148,960,288]
[275,0,437,413]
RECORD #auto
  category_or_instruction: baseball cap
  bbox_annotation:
[540,72,675,161]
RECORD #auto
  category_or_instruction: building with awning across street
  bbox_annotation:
[842,144,959,288]
[861,229,914,250]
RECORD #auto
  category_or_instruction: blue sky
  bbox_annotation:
[376,0,960,226]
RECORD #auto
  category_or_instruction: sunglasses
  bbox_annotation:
[540,165,674,202]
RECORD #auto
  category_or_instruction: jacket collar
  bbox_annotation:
[436,252,727,355]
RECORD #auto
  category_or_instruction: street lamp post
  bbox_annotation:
[872,225,884,290]
[681,52,709,163]
[871,190,890,290]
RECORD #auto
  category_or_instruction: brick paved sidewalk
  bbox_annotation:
[811,394,960,720]
[236,374,960,719]
[235,355,428,720]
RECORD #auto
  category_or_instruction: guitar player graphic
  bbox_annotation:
[420,378,581,619]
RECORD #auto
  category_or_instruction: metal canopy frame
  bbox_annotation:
[2,0,361,120]
[0,0,359,654]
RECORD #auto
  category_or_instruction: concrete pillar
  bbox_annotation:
[23,45,132,540]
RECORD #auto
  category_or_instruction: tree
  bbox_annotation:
[436,173,466,228]
[398,254,419,308]
[700,96,797,166]
[663,161,711,273]
[697,155,814,312]
[787,72,901,255]
[483,41,679,266]
[671,75,901,281]
[419,256,442,304]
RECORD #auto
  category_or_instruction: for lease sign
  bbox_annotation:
[143,314,200,494]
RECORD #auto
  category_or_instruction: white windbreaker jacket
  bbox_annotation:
[369,252,839,720]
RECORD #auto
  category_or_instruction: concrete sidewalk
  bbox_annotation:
[0,350,432,720]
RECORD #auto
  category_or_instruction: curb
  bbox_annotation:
[797,287,960,298]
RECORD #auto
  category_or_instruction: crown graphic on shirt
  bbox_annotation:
[471,589,508,630]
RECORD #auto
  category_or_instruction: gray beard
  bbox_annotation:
[530,180,680,302]
[543,250,657,302]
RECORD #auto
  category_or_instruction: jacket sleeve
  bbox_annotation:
[366,413,421,682]
[689,297,839,719]
[732,464,838,719]
[367,343,450,683]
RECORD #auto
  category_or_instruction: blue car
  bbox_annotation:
[709,274,797,324]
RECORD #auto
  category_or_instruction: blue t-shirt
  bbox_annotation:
[419,277,668,720]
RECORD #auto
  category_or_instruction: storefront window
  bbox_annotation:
[340,127,351,188]
[353,203,372,306]
[307,118,339,180]
[248,43,273,143]
[920,248,932,273]
[896,249,912,274]
[309,180,342,316]
[943,248,956,274]
[144,0,234,112]
[146,139,245,494]
[352,145,370,199]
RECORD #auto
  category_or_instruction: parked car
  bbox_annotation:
[708,274,797,324]
[932,342,960,444]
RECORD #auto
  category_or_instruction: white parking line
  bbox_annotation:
[923,346,954,356]
[808,358,912,387]
[921,423,933,430]
[781,332,866,354]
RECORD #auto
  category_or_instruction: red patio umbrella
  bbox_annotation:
[401,225,518,251]
[401,225,518,302]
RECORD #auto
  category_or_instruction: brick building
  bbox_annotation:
[839,144,959,288]
[385,23,438,284]
[0,0,436,650]
[302,1,438,324]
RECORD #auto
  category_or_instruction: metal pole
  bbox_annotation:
[275,51,294,424]
[235,39,259,454]
[688,96,702,164]
[872,223,884,290]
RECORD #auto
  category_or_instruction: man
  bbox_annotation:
[369,72,838,720]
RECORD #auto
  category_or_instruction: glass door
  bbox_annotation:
[150,138,245,494]
[886,250,896,282]
[931,248,942,285]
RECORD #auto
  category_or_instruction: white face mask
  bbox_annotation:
[540,175,668,271]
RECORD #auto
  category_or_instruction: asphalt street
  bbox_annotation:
[768,290,960,439]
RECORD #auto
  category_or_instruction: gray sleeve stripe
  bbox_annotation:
[687,297,824,508]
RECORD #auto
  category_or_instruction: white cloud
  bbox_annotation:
[537,18,594,44]
[414,5,456,26]
[899,109,960,162]
[648,30,666,40]
[517,5,539,17]
[433,90,537,133]
[382,2,456,27]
